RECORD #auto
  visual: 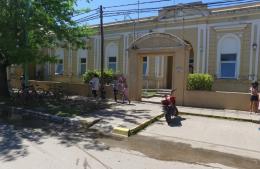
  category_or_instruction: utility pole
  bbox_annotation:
[100,5,106,99]
[24,0,31,88]
[138,0,140,21]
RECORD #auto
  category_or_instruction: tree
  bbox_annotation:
[0,0,93,97]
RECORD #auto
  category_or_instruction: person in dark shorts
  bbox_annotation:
[249,81,259,113]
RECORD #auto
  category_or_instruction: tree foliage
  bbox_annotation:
[0,0,93,66]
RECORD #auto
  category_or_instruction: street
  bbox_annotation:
[0,115,260,169]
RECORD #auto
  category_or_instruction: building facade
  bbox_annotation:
[11,2,260,93]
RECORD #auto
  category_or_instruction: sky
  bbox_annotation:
[75,0,206,25]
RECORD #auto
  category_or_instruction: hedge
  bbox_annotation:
[187,73,213,91]
[82,69,114,84]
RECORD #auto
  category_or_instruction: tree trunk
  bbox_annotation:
[0,64,10,97]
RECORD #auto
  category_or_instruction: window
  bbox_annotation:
[217,34,240,79]
[155,56,164,77]
[106,43,118,72]
[220,54,236,78]
[55,48,64,75]
[143,56,148,76]
[77,49,87,75]
[108,56,117,72]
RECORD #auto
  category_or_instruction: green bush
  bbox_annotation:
[82,70,100,83]
[82,69,114,84]
[187,73,213,91]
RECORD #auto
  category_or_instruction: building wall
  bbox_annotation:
[12,3,260,93]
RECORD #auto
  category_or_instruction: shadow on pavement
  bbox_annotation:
[168,116,186,127]
[0,118,109,162]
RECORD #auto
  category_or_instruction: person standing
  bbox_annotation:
[249,81,259,113]
[112,75,119,102]
[89,74,100,98]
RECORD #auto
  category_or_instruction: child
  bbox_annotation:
[89,74,100,98]
[122,83,130,104]
[250,82,259,113]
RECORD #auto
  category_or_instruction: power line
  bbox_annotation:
[75,0,260,23]
[72,8,99,17]
[103,0,172,9]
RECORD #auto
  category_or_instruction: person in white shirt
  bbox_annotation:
[89,74,100,98]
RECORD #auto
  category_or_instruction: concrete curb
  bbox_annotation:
[179,112,260,124]
[112,110,260,137]
[112,113,164,137]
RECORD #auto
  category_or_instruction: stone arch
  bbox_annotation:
[217,33,241,79]
[127,32,190,105]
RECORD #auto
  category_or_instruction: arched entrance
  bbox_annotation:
[127,33,190,105]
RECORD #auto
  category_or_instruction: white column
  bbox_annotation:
[68,44,72,76]
[197,24,207,74]
[254,23,260,81]
[123,34,129,75]
[249,23,255,80]
[196,26,201,73]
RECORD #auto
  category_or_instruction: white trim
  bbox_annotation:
[47,49,51,76]
[105,42,118,72]
[68,44,72,76]
[213,24,248,32]
[126,34,129,74]
[145,57,149,76]
[77,49,88,75]
[217,33,241,79]
[123,34,127,74]
[254,23,260,81]
[196,26,201,73]
[206,24,210,73]
[54,48,64,75]
[89,19,260,39]
[201,24,207,73]
[249,23,256,80]
[155,56,164,77]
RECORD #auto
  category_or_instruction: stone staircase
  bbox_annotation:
[142,89,172,103]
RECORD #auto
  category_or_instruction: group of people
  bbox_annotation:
[89,74,130,104]
[249,81,259,113]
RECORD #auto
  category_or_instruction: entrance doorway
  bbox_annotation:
[127,32,190,105]
[166,56,173,89]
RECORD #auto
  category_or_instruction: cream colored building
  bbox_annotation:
[12,2,260,95]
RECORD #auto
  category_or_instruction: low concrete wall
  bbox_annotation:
[184,90,250,111]
[28,80,114,99]
[212,79,250,93]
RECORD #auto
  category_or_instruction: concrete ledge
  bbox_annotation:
[112,113,164,137]
[113,127,130,137]
[179,112,260,124]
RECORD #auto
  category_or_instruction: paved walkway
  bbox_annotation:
[83,100,260,137]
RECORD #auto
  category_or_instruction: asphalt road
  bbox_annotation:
[0,115,260,169]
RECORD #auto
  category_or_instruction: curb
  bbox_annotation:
[112,112,164,137]
[179,112,260,124]
[112,111,260,137]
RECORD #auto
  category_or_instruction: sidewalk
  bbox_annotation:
[85,101,260,137]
